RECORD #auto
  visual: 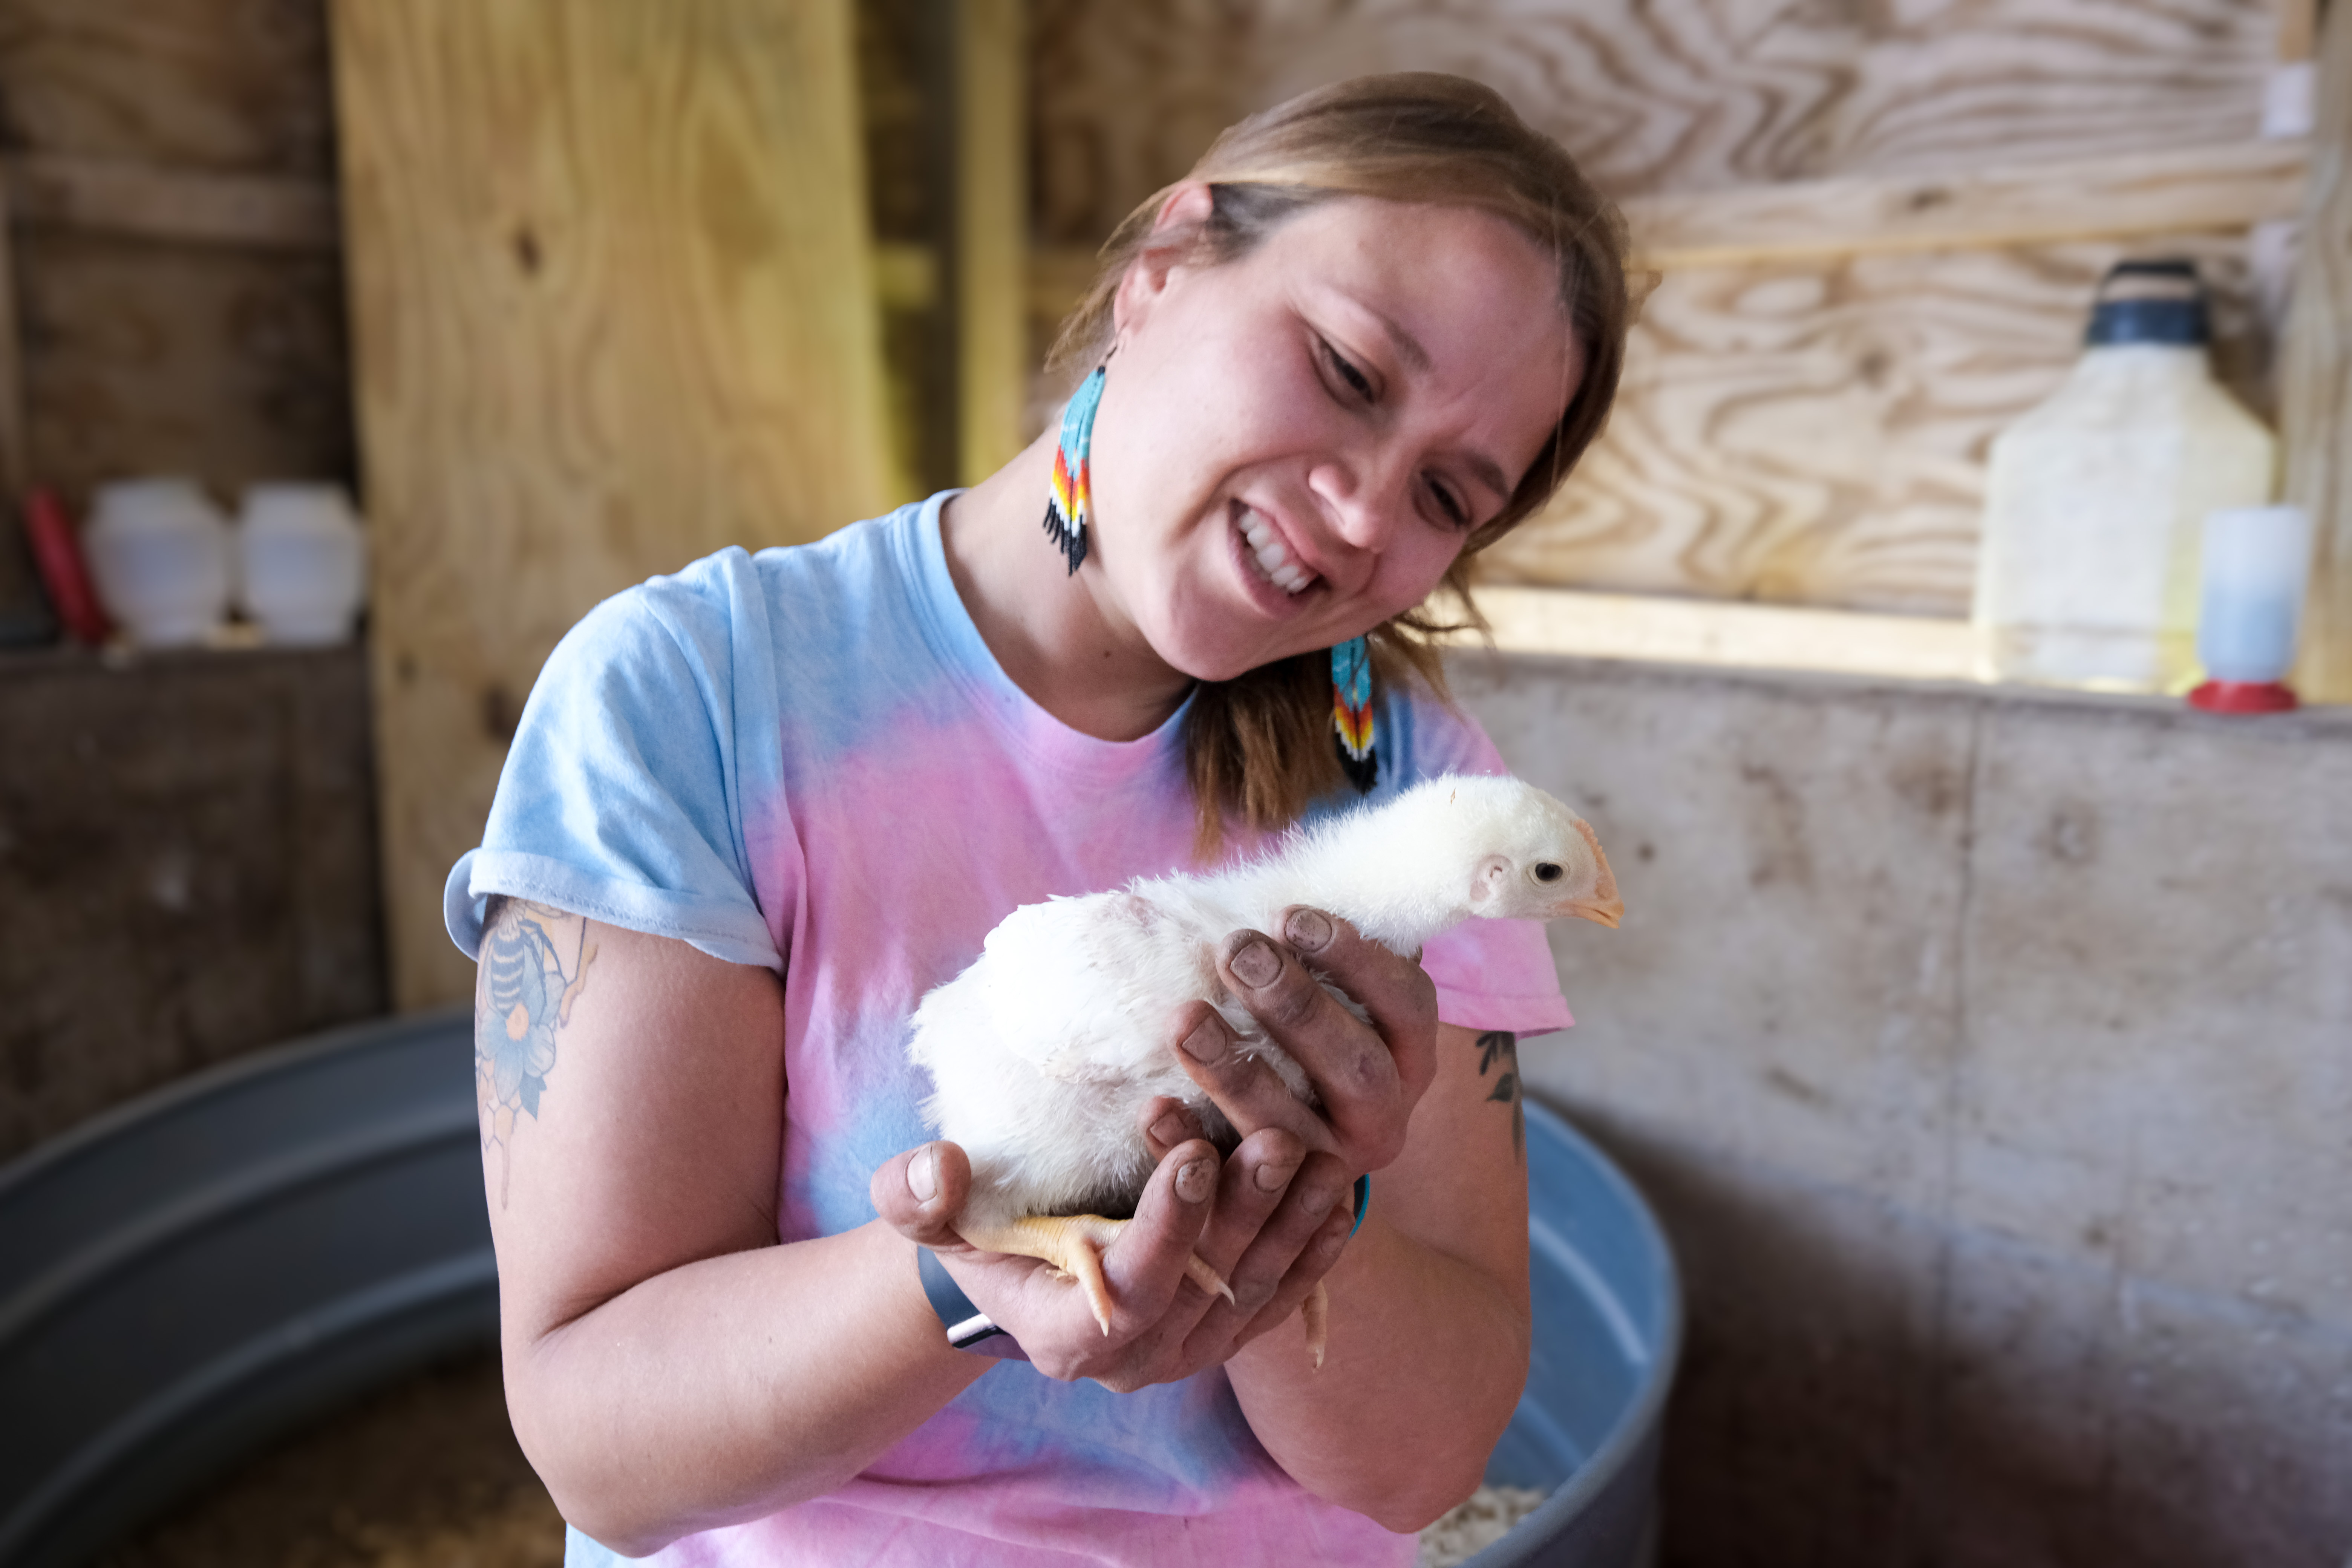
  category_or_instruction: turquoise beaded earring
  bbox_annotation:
[1332,635,1376,792]
[1043,364,1107,574]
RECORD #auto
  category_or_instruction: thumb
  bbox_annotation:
[870,1139,972,1248]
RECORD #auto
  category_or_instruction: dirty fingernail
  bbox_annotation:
[1319,1216,1350,1257]
[909,1147,939,1204]
[1181,1019,1226,1063]
[1300,1182,1340,1219]
[1176,1158,1215,1204]
[1231,937,1281,988]
[1285,908,1334,951]
[1151,1112,1190,1148]
[1254,1156,1302,1194]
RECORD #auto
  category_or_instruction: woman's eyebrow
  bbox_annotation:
[1340,294,1514,500]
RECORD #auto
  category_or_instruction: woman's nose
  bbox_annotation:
[1306,452,1412,551]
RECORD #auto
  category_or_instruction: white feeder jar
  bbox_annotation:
[82,478,235,648]
[236,482,368,646]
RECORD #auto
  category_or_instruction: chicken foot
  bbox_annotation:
[957,1213,1234,1335]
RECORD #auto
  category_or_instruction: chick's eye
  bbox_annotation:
[1533,862,1563,884]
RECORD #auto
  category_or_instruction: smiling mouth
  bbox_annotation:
[1236,504,1320,596]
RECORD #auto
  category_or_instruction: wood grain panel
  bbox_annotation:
[1034,0,2279,244]
[16,228,352,503]
[334,0,891,1009]
[1477,233,2266,616]
[2283,0,2351,701]
[0,0,335,176]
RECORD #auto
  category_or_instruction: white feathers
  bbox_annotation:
[904,774,1619,1234]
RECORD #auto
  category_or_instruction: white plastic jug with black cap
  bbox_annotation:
[1972,258,2277,691]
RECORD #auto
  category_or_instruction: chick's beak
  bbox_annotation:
[1558,819,1624,929]
[1563,895,1625,929]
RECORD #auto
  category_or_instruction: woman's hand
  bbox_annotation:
[869,1119,1354,1390]
[1170,906,1441,1178]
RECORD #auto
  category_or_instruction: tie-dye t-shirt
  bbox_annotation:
[444,492,1572,1566]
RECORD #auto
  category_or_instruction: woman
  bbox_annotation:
[450,73,1628,1565]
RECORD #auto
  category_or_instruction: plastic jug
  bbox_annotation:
[236,482,368,646]
[1972,259,2277,691]
[81,478,234,648]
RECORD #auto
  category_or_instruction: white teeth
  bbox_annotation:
[1236,508,1316,596]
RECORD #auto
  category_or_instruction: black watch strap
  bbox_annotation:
[917,1246,1028,1360]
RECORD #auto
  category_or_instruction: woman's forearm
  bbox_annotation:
[507,1220,985,1557]
[1225,1215,1530,1533]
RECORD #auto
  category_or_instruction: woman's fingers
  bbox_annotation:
[1214,920,1425,1170]
[1184,1150,1355,1364]
[869,1139,972,1250]
[1168,1001,1333,1151]
[1277,907,1440,1107]
[1136,1095,1208,1163]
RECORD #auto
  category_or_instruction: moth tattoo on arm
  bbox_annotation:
[475,897,598,1208]
[1475,1029,1524,1159]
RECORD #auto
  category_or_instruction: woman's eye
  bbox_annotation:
[1426,476,1469,529]
[1321,339,1374,401]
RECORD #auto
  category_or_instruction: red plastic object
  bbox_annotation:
[2188,679,2299,714]
[21,488,110,645]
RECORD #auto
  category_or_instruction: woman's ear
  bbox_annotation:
[1111,181,1216,337]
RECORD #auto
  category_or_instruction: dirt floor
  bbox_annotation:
[95,1354,564,1568]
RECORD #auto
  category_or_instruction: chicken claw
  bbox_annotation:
[1302,1281,1328,1371]
[958,1214,1235,1334]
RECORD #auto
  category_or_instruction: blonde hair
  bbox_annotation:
[1048,74,1630,851]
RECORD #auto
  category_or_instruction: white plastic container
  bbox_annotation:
[236,482,367,646]
[81,478,234,648]
[2198,504,2312,683]
[1973,260,2278,691]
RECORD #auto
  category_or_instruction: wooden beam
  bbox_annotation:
[1617,140,2308,272]
[1452,584,1978,684]
[2285,0,2352,702]
[1025,141,2310,319]
[334,0,893,1009]
[954,0,1028,482]
[5,151,337,251]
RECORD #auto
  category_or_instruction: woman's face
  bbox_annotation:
[1086,192,1579,683]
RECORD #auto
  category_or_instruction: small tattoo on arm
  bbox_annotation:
[1475,1030,1523,1159]
[475,898,598,1208]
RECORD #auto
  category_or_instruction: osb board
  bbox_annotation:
[0,646,387,1162]
[1479,231,2267,616]
[333,0,892,1009]
[1032,0,2279,244]
[0,0,335,176]
[15,228,351,502]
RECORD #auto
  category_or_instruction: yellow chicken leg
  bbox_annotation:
[957,1214,1234,1334]
[1302,1281,1329,1371]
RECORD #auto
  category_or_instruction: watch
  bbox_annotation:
[917,1246,1030,1360]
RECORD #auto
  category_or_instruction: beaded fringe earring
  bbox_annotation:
[1043,364,1108,574]
[1332,635,1377,792]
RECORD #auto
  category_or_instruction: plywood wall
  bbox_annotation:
[1031,0,2298,616]
[334,1,893,1009]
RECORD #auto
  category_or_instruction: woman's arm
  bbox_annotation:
[1168,913,1533,1533]
[479,897,1339,1555]
[477,900,985,1554]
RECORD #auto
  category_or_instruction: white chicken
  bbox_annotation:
[905,773,1622,1364]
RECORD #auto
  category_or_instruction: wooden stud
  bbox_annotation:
[333,0,893,1008]
[2285,0,2352,701]
[955,0,1029,483]
[5,153,338,252]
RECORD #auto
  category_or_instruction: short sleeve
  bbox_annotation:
[443,548,791,971]
[1393,691,1576,1040]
